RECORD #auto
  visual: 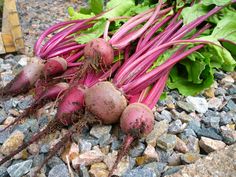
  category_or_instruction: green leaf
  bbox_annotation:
[202,0,232,6]
[68,7,95,20]
[181,4,208,25]
[167,55,214,96]
[89,0,104,14]
[76,18,107,44]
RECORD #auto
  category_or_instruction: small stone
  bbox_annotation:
[226,124,235,130]
[61,142,79,163]
[177,111,192,123]
[18,57,28,66]
[48,164,70,177]
[168,153,182,166]
[168,120,185,134]
[72,146,104,168]
[89,163,109,177]
[221,126,236,145]
[167,103,175,110]
[179,129,197,140]
[40,144,50,153]
[79,165,90,177]
[100,146,110,155]
[0,72,14,87]
[208,97,223,110]
[174,137,188,153]
[17,95,34,110]
[215,87,227,96]
[7,160,33,177]
[143,144,159,162]
[155,110,172,123]
[3,99,14,112]
[204,87,215,98]
[187,119,201,133]
[33,154,45,167]
[226,100,236,111]
[202,116,220,129]
[47,156,64,169]
[196,127,223,140]
[220,112,233,125]
[0,126,10,144]
[1,63,12,70]
[103,151,130,176]
[0,110,7,124]
[129,142,145,158]
[0,166,7,177]
[3,116,15,126]
[180,153,201,164]
[1,130,24,156]
[228,87,236,94]
[176,101,195,112]
[123,167,156,177]
[221,75,234,84]
[156,148,173,163]
[98,134,111,147]
[90,125,112,139]
[186,96,208,114]
[28,143,40,155]
[111,139,122,150]
[79,139,92,153]
[163,166,182,176]
[157,134,177,151]
[143,162,166,176]
[146,120,169,146]
[185,135,200,153]
[199,137,226,153]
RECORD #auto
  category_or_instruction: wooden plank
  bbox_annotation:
[0,33,6,54]
[2,0,24,52]
[2,33,16,53]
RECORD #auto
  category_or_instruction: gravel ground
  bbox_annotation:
[0,1,235,177]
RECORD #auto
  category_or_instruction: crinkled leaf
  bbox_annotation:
[202,0,232,6]
[167,55,214,96]
[76,18,107,44]
[89,0,104,14]
[68,7,95,20]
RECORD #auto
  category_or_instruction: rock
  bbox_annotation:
[61,142,79,163]
[228,87,236,94]
[72,146,104,168]
[79,165,90,177]
[180,153,201,164]
[155,110,172,123]
[166,144,236,177]
[7,160,33,177]
[32,154,45,167]
[176,101,195,113]
[1,63,12,71]
[221,75,234,84]
[47,156,64,168]
[3,99,14,112]
[168,153,182,166]
[143,144,159,162]
[89,163,108,177]
[221,126,236,145]
[14,119,38,133]
[98,134,111,147]
[146,120,169,146]
[18,57,28,66]
[90,125,112,139]
[196,127,223,140]
[220,112,233,125]
[111,139,122,150]
[17,95,34,110]
[185,136,200,153]
[163,166,182,176]
[1,130,24,156]
[79,139,92,153]
[0,166,7,177]
[123,167,156,177]
[28,143,40,155]
[157,134,177,151]
[208,97,222,110]
[204,87,215,98]
[199,137,226,153]
[168,120,186,134]
[176,112,192,123]
[143,162,166,176]
[129,142,145,158]
[187,119,201,133]
[48,164,69,177]
[103,151,130,176]
[215,87,227,96]
[40,144,50,153]
[179,129,196,140]
[156,148,173,163]
[202,116,220,129]
[0,110,7,124]
[174,137,188,153]
[0,126,10,144]
[226,100,236,111]
[186,96,208,114]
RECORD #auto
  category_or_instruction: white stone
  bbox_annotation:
[186,96,208,113]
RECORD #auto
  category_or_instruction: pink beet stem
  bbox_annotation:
[66,50,84,63]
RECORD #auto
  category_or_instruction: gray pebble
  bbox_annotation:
[177,101,195,112]
[3,100,14,112]
[111,139,122,150]
[98,133,111,147]
[32,154,45,167]
[48,164,69,177]
[179,128,197,140]
[215,87,227,96]
[17,96,34,110]
[129,142,145,158]
[196,127,222,140]
[0,166,7,177]
[79,139,92,153]
[0,127,10,144]
[38,116,49,129]
[79,164,90,177]
[163,166,182,176]
[187,120,201,133]
[156,148,173,163]
[40,144,50,153]
[0,110,7,124]
[220,112,233,125]
[228,87,236,94]
[123,167,156,177]
[186,96,208,114]
[168,120,184,134]
[226,100,236,111]
[143,162,166,177]
[90,125,112,139]
[7,160,33,177]
[47,156,64,169]
[202,116,220,129]
[155,110,172,123]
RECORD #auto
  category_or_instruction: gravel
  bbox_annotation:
[0,0,234,177]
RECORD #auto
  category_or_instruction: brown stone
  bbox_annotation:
[199,137,226,153]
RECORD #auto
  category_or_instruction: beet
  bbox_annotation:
[85,81,127,124]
